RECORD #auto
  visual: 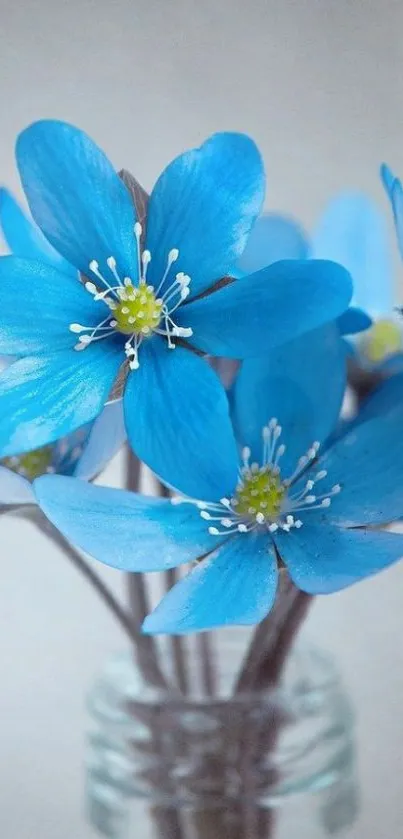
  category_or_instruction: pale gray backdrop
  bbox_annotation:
[0,1,402,837]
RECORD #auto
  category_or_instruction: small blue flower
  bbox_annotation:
[0,120,352,500]
[0,189,126,505]
[0,401,126,506]
[238,190,402,369]
[32,324,403,634]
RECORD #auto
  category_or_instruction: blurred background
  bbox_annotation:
[0,0,403,836]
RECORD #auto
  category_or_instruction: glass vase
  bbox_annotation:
[86,640,358,839]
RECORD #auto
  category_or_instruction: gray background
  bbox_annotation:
[0,0,403,836]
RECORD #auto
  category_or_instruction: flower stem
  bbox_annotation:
[125,448,168,689]
[196,633,216,697]
[153,475,192,696]
[234,572,301,693]
[164,568,190,694]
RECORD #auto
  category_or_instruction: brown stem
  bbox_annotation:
[196,633,216,697]
[234,573,300,693]
[164,568,190,694]
[154,476,191,697]
[124,449,185,838]
[232,577,313,839]
[126,574,168,689]
[255,590,313,690]
[124,449,169,690]
[147,714,185,838]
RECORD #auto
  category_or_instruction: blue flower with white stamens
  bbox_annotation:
[0,120,352,500]
[0,189,126,505]
[32,323,403,634]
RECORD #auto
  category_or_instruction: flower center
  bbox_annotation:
[193,418,342,537]
[361,318,402,363]
[113,282,163,335]
[2,446,54,480]
[69,223,193,371]
[235,467,285,520]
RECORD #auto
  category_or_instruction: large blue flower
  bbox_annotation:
[0,121,352,500]
[238,190,402,369]
[32,323,403,634]
[0,189,126,504]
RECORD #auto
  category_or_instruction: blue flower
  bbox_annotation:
[32,323,403,634]
[0,120,352,500]
[0,189,126,505]
[0,403,125,506]
[238,190,402,369]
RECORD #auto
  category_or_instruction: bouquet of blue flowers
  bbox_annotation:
[1,120,403,838]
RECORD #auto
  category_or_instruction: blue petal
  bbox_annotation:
[308,406,403,526]
[0,257,104,354]
[0,466,35,505]
[145,133,265,298]
[143,532,278,635]
[124,339,238,502]
[0,188,76,276]
[16,120,138,281]
[275,523,403,594]
[380,162,396,194]
[312,192,393,314]
[381,164,403,262]
[377,352,403,375]
[337,306,372,336]
[0,342,122,456]
[34,475,219,571]
[181,260,353,358]
[236,212,309,275]
[231,323,346,474]
[353,372,403,425]
[74,400,126,480]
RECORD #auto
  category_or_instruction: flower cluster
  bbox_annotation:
[1,119,403,634]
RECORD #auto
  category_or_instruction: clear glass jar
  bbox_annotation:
[86,642,358,839]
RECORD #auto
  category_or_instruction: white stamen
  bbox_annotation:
[85,281,97,295]
[76,245,194,368]
[107,256,121,285]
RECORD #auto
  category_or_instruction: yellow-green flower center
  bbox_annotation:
[235,466,285,520]
[2,446,53,480]
[362,318,402,363]
[113,282,163,336]
[198,422,342,537]
[71,242,194,371]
